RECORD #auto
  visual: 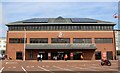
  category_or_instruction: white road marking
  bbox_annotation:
[6,62,17,64]
[42,66,45,67]
[8,67,11,68]
[107,68,118,71]
[31,66,34,68]
[6,62,8,64]
[13,67,16,68]
[0,67,4,73]
[100,67,118,71]
[38,66,50,71]
[21,66,27,73]
[26,66,29,68]
[70,65,99,71]
[53,66,73,71]
[38,66,55,73]
[46,66,49,67]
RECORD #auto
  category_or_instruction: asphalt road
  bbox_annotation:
[0,60,119,73]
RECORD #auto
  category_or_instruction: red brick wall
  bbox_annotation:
[6,31,116,60]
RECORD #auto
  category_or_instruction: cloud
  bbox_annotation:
[3,2,118,22]
[1,2,118,37]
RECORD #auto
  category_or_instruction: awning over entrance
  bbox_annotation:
[25,43,96,50]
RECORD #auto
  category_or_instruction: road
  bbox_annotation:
[0,60,119,73]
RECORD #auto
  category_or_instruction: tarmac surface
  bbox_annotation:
[0,60,119,73]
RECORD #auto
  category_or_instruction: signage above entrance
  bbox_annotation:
[58,32,63,38]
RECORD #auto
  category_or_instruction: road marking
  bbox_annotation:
[38,66,55,73]
[100,67,118,71]
[70,66,99,71]
[6,62,17,64]
[46,66,49,67]
[38,66,50,71]
[6,62,8,64]
[53,66,73,71]
[26,66,29,68]
[21,66,27,73]
[31,66,34,68]
[13,67,16,68]
[0,67,4,73]
[107,68,118,71]
[8,67,11,68]
[42,66,45,67]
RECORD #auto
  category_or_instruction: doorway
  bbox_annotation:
[38,51,48,60]
[16,52,23,60]
[73,52,82,60]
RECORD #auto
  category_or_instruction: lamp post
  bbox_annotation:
[23,27,26,61]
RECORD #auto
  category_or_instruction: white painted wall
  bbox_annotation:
[0,37,6,55]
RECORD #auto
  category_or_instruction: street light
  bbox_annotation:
[23,27,26,61]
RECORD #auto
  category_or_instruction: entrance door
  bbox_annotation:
[44,52,48,60]
[16,52,23,60]
[73,52,82,60]
[107,51,113,60]
[95,51,101,60]
[38,52,48,60]
[51,52,58,60]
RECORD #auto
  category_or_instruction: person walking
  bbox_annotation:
[40,54,43,61]
[37,54,40,61]
[61,54,63,60]
[80,54,83,60]
[64,54,68,61]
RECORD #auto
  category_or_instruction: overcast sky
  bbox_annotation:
[0,0,119,37]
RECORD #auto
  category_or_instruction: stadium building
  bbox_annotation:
[6,16,116,60]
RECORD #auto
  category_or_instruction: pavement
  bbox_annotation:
[0,60,119,73]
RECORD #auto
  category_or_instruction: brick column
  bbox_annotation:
[92,38,95,44]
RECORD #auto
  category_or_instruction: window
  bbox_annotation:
[73,38,92,43]
[8,25,113,31]
[98,26,100,30]
[100,26,102,30]
[95,51,101,60]
[68,26,71,30]
[9,38,27,43]
[3,45,6,48]
[117,50,120,55]
[30,38,48,43]
[38,26,41,30]
[51,38,70,43]
[16,52,23,60]
[107,51,113,60]
[1,50,5,55]
[95,38,113,43]
[110,26,113,30]
[4,41,6,43]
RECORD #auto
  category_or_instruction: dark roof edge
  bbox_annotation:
[6,22,116,26]
[114,29,120,31]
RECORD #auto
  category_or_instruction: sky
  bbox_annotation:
[0,0,119,37]
[1,0,120,2]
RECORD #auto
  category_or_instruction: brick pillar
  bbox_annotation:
[92,38,94,44]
